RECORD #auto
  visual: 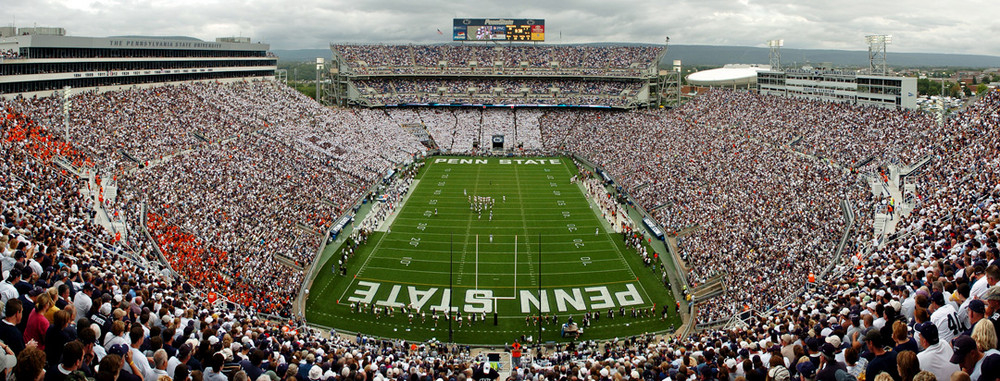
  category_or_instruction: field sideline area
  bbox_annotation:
[305,156,681,344]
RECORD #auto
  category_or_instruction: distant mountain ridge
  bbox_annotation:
[273,44,1000,68]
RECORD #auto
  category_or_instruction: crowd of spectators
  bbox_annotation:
[354,78,640,107]
[679,91,944,170]
[7,82,267,171]
[384,108,545,152]
[537,107,865,322]
[0,50,20,60]
[3,75,1000,381]
[4,80,427,317]
[333,44,661,76]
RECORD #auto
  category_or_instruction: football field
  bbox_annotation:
[305,156,680,344]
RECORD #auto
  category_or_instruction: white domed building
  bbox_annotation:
[685,64,771,88]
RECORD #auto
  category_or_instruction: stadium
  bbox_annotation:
[1,15,1000,381]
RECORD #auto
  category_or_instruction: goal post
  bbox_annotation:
[487,234,518,325]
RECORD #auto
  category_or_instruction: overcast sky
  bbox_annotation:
[6,0,1000,56]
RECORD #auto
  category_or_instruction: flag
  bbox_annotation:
[437,29,443,35]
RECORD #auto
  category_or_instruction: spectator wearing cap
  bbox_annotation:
[815,343,847,381]
[963,300,987,336]
[914,322,959,381]
[72,285,94,325]
[0,299,27,355]
[167,343,193,379]
[930,291,964,345]
[984,285,1000,342]
[796,356,816,381]
[824,335,845,365]
[865,330,901,381]
[92,300,113,338]
[806,338,823,368]
[950,335,999,381]
[107,344,141,381]
[781,334,798,365]
[847,314,864,347]
[230,343,244,364]
[17,287,43,333]
[307,366,322,381]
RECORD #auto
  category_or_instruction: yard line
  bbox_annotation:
[559,161,658,308]
[335,230,394,304]
[455,164,483,286]
[363,265,630,277]
[355,275,642,289]
[368,256,621,265]
[385,246,618,255]
[513,164,537,289]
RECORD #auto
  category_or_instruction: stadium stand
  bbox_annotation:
[332,44,661,75]
[331,44,662,108]
[3,75,1000,381]
[354,78,642,107]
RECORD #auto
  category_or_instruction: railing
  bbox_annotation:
[140,202,175,276]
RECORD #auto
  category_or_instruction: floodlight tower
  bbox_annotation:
[767,39,783,71]
[315,57,325,102]
[866,34,891,75]
[62,86,71,142]
[658,36,683,108]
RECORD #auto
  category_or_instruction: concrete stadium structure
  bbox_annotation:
[0,28,276,99]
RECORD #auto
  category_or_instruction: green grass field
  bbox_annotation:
[305,156,680,344]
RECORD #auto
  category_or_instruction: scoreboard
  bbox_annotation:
[453,18,545,42]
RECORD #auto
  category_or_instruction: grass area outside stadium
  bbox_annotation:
[304,156,682,345]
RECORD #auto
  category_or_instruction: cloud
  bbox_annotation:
[5,0,999,56]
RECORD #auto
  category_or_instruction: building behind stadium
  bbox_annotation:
[758,66,918,109]
[0,26,276,99]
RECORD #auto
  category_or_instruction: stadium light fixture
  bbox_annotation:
[768,40,783,71]
[865,34,891,75]
[62,86,71,142]
[865,34,892,45]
